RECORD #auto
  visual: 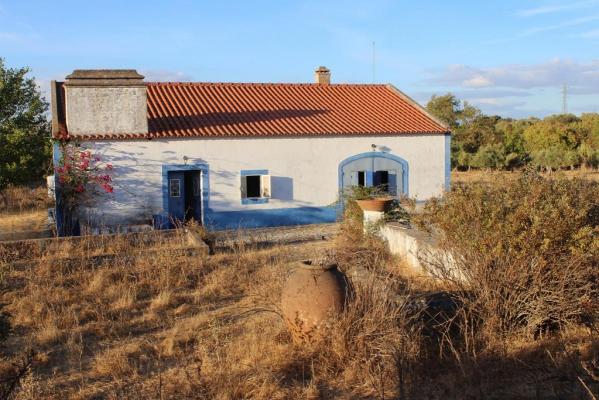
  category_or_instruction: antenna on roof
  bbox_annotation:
[372,41,376,83]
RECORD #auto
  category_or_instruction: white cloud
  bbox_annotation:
[475,98,501,106]
[430,59,599,94]
[463,75,493,88]
[0,32,21,41]
[517,0,599,17]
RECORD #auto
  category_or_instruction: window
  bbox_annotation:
[357,171,365,186]
[246,175,261,198]
[169,179,181,197]
[241,170,271,204]
[374,170,389,192]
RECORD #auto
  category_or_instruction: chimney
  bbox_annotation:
[314,66,331,85]
[63,69,148,136]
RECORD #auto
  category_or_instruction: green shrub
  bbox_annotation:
[415,171,598,340]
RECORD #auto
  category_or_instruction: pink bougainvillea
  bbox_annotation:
[55,142,114,208]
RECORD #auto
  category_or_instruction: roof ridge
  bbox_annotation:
[146,82,389,87]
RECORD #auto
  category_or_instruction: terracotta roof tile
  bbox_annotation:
[54,82,449,139]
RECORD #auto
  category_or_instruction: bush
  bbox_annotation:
[470,143,505,169]
[415,171,598,341]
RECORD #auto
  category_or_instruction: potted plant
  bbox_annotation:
[349,185,395,212]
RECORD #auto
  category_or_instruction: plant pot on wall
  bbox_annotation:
[355,197,394,212]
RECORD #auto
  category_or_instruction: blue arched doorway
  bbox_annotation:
[338,152,409,196]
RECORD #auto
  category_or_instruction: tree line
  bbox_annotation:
[426,94,599,171]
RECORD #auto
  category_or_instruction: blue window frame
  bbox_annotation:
[241,169,270,205]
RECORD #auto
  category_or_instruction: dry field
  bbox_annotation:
[0,210,51,241]
[452,168,599,184]
[0,218,596,399]
[0,174,596,399]
[0,231,334,399]
[0,186,52,241]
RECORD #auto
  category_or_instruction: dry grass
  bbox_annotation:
[0,231,343,398]
[0,194,595,398]
[0,185,52,240]
[0,210,49,232]
[452,168,599,184]
[0,185,51,214]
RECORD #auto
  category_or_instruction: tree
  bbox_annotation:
[471,143,505,169]
[428,92,599,171]
[0,58,51,188]
[457,114,499,154]
[496,119,531,169]
[426,94,487,170]
[530,146,568,171]
[523,116,578,152]
[426,94,461,129]
[577,113,599,168]
[578,142,598,168]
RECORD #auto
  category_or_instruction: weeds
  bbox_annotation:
[415,171,598,364]
[0,185,51,214]
[0,173,596,398]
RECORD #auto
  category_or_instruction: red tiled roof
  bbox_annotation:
[53,82,449,139]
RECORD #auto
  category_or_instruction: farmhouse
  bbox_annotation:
[51,68,450,232]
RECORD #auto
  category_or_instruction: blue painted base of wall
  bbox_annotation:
[204,206,337,230]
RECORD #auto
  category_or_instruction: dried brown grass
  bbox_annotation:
[452,168,599,184]
[0,210,49,234]
[0,185,51,214]
[0,197,596,398]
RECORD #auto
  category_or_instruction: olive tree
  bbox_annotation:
[0,58,51,188]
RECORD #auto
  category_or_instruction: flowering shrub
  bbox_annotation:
[55,142,114,209]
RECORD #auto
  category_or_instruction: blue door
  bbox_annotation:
[189,171,202,222]
[167,171,185,223]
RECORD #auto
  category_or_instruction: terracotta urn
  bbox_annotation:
[355,197,394,212]
[281,260,349,343]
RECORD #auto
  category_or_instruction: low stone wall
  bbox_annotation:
[379,223,452,278]
[211,223,337,252]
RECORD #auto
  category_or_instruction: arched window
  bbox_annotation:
[338,152,409,196]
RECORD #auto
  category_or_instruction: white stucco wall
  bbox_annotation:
[79,134,448,228]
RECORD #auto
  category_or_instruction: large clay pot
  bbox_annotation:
[355,198,394,212]
[281,260,349,343]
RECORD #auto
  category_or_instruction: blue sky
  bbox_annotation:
[1,0,598,118]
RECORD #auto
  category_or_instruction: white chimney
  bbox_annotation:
[314,66,331,85]
[63,69,148,136]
